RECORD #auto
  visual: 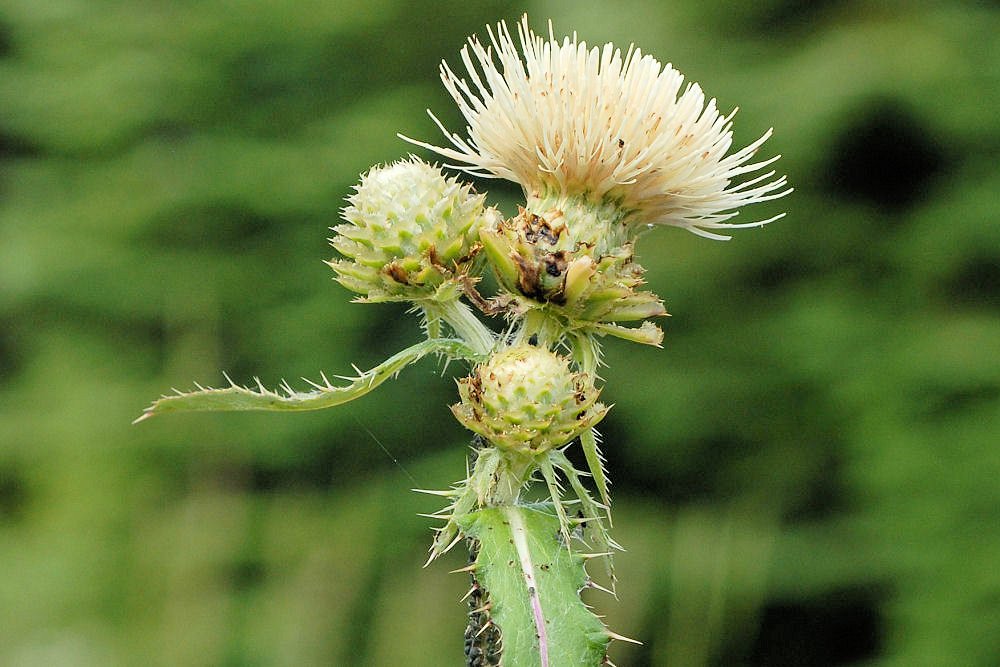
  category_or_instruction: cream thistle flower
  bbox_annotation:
[403,15,790,240]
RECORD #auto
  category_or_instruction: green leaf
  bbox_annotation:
[579,428,611,522]
[548,449,619,586]
[134,338,477,423]
[459,505,611,667]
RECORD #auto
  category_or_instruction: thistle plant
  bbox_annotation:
[137,16,788,666]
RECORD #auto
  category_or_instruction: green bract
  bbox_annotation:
[452,344,607,455]
[328,157,498,302]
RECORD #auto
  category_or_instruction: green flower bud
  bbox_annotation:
[328,158,498,302]
[452,345,607,455]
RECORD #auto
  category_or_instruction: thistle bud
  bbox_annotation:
[479,195,667,345]
[452,345,607,455]
[328,158,497,302]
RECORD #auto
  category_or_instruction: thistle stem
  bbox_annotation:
[422,298,496,357]
[423,311,443,340]
[474,448,535,506]
[496,455,535,504]
[569,333,602,376]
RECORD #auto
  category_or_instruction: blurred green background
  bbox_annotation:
[1,0,997,665]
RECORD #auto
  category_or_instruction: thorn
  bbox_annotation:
[605,630,642,645]
[442,532,464,554]
[416,512,451,520]
[460,586,478,603]
[475,620,494,638]
[131,410,153,425]
[580,552,614,560]
[302,376,325,390]
[469,602,491,615]
[450,563,477,574]
[222,371,237,387]
[411,488,457,497]
[587,580,616,596]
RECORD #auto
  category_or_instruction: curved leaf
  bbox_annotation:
[134,338,477,423]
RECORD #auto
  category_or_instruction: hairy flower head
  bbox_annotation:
[403,16,790,239]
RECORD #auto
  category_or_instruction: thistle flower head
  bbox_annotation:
[480,204,667,346]
[452,344,607,455]
[328,157,497,302]
[403,16,790,239]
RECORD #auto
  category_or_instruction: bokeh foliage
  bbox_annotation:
[0,0,997,665]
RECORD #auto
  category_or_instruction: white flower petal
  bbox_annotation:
[402,15,791,238]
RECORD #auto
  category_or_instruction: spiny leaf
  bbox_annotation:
[134,338,477,423]
[459,505,611,667]
[423,446,505,563]
[580,428,612,525]
[537,456,572,547]
[549,449,619,588]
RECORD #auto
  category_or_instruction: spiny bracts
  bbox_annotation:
[328,157,498,302]
[452,344,607,455]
